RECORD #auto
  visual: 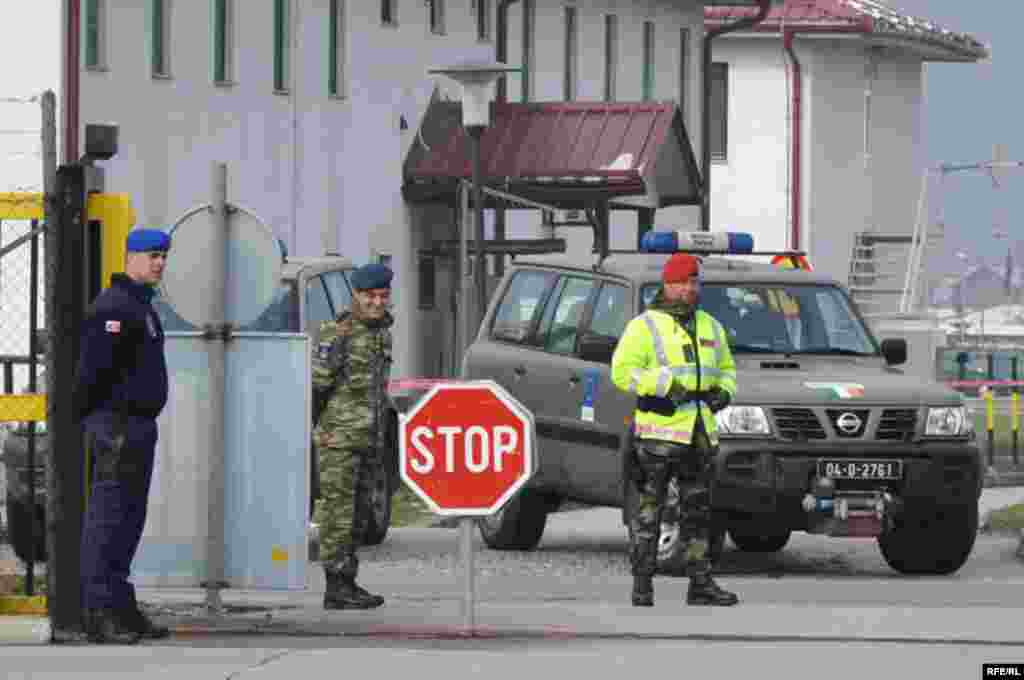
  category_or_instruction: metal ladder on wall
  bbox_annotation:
[847,232,918,317]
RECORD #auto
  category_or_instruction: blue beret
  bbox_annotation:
[351,263,393,291]
[126,228,171,253]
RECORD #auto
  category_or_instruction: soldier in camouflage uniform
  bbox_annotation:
[311,263,394,610]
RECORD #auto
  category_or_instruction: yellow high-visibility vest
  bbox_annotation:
[611,308,736,445]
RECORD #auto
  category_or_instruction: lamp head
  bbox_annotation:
[429,60,520,128]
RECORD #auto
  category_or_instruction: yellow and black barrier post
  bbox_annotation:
[1013,357,1020,466]
[984,387,995,467]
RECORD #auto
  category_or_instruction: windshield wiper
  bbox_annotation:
[730,344,790,354]
[792,347,875,357]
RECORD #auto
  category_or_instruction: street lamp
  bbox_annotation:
[428,60,519,334]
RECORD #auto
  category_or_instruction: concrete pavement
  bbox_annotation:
[2,488,1022,648]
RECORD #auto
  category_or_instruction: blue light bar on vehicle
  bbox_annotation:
[640,230,755,255]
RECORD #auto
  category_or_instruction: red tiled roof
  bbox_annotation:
[706,0,988,61]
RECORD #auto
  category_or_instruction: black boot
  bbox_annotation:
[323,553,384,610]
[686,574,739,606]
[631,574,654,607]
[84,609,141,644]
[118,605,170,640]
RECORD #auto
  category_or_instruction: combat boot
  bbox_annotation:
[631,574,654,607]
[686,574,739,606]
[323,554,384,610]
[118,605,171,640]
[84,609,141,644]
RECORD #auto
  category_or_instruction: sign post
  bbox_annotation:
[398,381,535,635]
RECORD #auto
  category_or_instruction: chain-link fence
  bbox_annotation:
[0,216,46,400]
[0,203,47,583]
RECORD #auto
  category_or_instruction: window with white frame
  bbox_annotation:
[709,62,729,161]
[150,0,170,77]
[84,0,106,70]
[475,0,491,42]
[213,0,233,83]
[678,27,690,122]
[381,0,396,26]
[329,0,346,97]
[563,6,577,101]
[642,21,655,101]
[521,0,534,102]
[273,0,290,93]
[603,14,617,102]
[428,0,445,35]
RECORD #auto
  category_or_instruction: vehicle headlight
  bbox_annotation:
[925,406,971,437]
[716,406,772,436]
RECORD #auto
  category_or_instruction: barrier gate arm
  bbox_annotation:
[0,192,136,423]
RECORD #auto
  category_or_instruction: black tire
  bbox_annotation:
[477,490,553,551]
[728,522,791,553]
[878,502,978,575]
[7,496,46,564]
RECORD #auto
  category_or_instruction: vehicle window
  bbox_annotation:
[240,282,298,332]
[321,270,354,316]
[586,283,630,342]
[305,275,334,335]
[641,282,877,356]
[490,270,556,344]
[536,276,596,355]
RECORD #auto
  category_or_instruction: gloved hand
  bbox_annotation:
[704,387,731,413]
[668,381,696,406]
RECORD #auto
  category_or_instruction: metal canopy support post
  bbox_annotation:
[469,126,487,331]
[458,180,473,374]
[203,162,229,613]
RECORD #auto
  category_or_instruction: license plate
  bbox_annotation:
[817,459,902,480]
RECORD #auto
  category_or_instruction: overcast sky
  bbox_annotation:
[0,2,1018,274]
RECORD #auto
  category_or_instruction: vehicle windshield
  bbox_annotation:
[641,283,878,356]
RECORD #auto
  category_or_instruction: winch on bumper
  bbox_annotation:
[711,440,983,538]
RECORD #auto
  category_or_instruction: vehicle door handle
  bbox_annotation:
[513,365,527,379]
[569,373,581,386]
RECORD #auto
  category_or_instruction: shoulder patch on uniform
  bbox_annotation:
[105,320,121,334]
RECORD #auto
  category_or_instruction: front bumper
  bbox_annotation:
[713,439,982,519]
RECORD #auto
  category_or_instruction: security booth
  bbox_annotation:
[402,98,705,379]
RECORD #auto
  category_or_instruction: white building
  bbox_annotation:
[71,0,730,380]
[705,0,988,287]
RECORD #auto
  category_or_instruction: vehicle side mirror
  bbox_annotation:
[881,338,907,366]
[579,334,617,364]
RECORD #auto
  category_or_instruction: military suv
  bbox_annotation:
[460,247,982,575]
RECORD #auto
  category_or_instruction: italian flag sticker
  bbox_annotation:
[804,382,865,399]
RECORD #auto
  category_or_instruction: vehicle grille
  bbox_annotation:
[876,409,918,441]
[826,409,870,438]
[772,408,826,441]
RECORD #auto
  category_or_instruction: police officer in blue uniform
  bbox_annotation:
[73,228,172,644]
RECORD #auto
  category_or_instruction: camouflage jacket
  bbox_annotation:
[312,310,394,443]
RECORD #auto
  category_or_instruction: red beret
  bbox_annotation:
[662,253,701,284]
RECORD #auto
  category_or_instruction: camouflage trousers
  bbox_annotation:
[312,425,378,562]
[629,424,715,579]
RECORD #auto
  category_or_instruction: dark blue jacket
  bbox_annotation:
[73,273,168,421]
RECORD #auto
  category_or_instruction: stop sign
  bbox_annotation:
[399,381,535,516]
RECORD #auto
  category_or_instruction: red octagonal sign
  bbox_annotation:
[399,381,535,516]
